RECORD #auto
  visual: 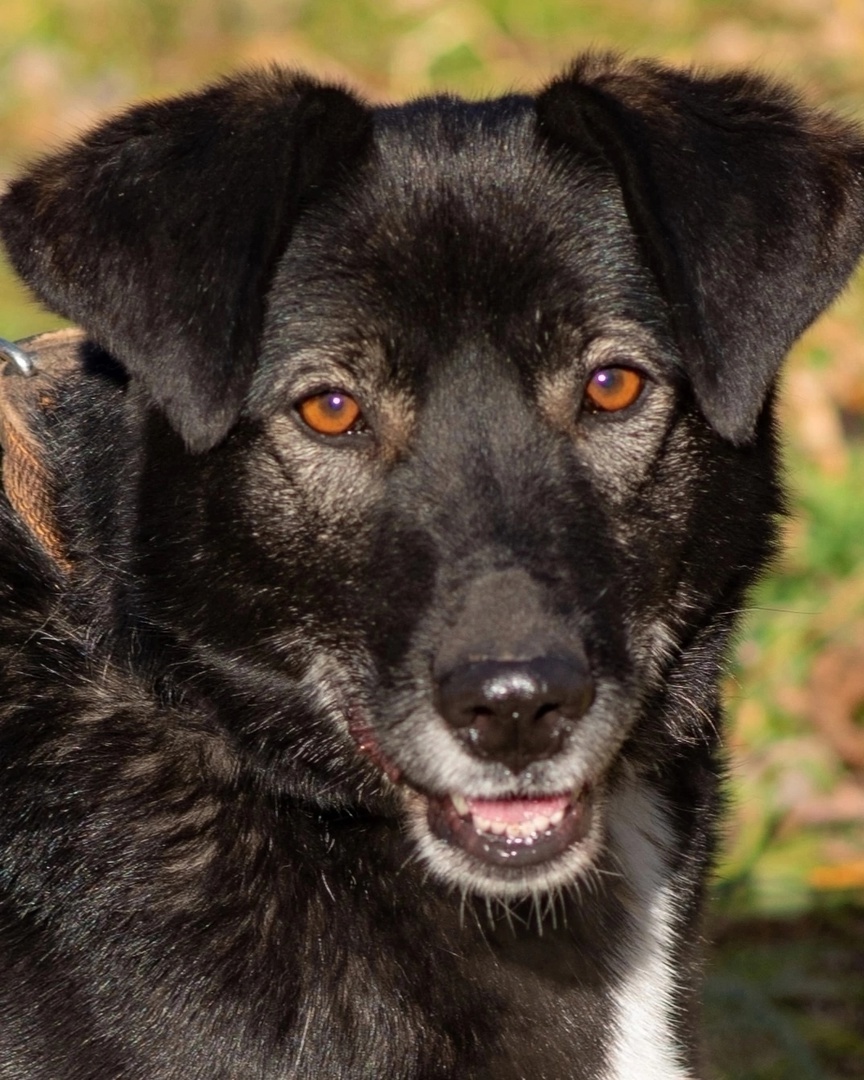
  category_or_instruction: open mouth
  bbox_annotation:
[348,709,596,876]
[426,789,593,867]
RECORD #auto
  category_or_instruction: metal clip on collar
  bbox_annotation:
[0,337,36,376]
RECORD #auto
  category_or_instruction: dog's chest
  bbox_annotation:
[283,779,695,1080]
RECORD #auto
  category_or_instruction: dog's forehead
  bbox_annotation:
[370,94,541,180]
[261,94,665,397]
[362,95,651,307]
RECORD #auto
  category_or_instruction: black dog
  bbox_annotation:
[0,54,862,1079]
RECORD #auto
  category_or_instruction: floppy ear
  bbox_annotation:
[537,54,864,443]
[0,70,372,452]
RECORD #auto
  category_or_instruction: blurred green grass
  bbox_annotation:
[1,2,863,1076]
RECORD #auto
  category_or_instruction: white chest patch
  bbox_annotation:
[602,774,696,1080]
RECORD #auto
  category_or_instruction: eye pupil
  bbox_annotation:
[584,366,644,413]
[298,391,362,435]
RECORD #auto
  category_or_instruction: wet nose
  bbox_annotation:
[434,655,594,773]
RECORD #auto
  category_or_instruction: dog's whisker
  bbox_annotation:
[484,896,495,932]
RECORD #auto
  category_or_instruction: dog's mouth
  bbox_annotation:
[426,790,593,867]
[348,709,596,876]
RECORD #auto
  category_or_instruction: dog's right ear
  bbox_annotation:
[537,55,864,444]
[0,71,372,452]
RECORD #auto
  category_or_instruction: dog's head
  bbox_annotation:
[3,56,863,899]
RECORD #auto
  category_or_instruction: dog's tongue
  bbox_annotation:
[465,795,570,824]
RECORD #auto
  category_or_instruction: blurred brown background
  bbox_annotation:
[1,2,862,1075]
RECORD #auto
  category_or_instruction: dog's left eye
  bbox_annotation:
[583,367,645,413]
[297,391,364,436]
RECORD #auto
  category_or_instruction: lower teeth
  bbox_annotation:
[449,794,578,841]
[477,812,563,840]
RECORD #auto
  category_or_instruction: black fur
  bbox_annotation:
[0,56,862,1079]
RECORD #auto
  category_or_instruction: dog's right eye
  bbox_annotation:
[583,367,645,414]
[297,391,364,436]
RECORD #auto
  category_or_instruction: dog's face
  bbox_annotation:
[3,57,864,901]
[239,102,776,899]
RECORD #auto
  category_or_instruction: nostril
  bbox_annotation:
[434,655,594,771]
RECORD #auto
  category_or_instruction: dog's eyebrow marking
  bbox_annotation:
[537,322,668,424]
[258,341,417,461]
[253,343,385,404]
[580,323,668,369]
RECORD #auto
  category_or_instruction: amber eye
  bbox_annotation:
[583,367,645,413]
[297,391,363,436]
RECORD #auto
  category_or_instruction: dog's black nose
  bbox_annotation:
[435,656,594,773]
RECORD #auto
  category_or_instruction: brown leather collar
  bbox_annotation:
[0,328,86,573]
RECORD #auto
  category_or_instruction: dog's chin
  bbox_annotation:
[403,784,604,899]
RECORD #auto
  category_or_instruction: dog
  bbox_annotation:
[0,53,862,1079]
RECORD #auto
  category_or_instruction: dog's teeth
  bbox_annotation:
[468,805,565,839]
[451,794,470,816]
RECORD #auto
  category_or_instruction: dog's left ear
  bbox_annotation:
[0,70,372,452]
[537,54,864,443]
